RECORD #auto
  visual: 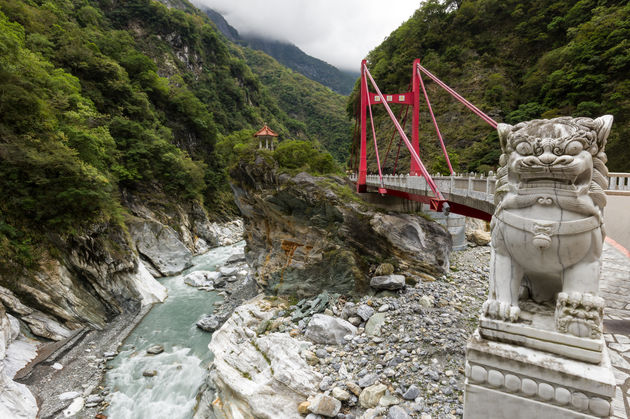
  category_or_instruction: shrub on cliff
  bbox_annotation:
[273,140,339,175]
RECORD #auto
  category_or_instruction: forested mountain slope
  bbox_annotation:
[350,0,629,173]
[0,0,349,272]
[201,6,358,95]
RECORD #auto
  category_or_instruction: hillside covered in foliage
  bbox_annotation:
[0,0,349,269]
[202,7,358,96]
[351,0,629,173]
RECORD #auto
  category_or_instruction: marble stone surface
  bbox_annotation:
[483,115,613,337]
[465,116,618,418]
[465,330,616,418]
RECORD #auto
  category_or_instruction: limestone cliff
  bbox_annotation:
[0,192,241,343]
[230,153,452,298]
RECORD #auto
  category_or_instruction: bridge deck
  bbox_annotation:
[351,172,630,251]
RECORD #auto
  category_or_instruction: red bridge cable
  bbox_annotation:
[383,80,412,170]
[393,136,402,175]
[363,70,385,188]
[383,104,410,171]
[363,65,445,201]
[417,64,497,129]
[417,68,454,175]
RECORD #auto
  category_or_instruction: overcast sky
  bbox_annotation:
[191,0,422,72]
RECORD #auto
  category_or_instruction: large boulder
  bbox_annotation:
[128,220,193,276]
[304,314,357,345]
[370,275,406,291]
[230,154,452,298]
[200,296,321,418]
[183,271,220,288]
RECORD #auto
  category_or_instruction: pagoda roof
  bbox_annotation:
[253,124,278,137]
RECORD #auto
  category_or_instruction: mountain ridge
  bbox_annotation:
[200,6,358,95]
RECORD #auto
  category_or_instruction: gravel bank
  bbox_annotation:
[206,244,491,419]
[17,306,151,418]
[301,245,490,418]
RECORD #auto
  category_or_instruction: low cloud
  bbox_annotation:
[192,0,421,71]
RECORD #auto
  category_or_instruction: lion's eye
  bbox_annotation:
[565,141,583,155]
[553,147,563,156]
[515,142,533,155]
[534,146,543,156]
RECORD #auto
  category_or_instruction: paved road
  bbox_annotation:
[605,195,630,251]
[601,243,630,418]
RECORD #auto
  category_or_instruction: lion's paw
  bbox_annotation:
[483,299,520,322]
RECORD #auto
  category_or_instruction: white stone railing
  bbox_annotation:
[349,172,496,205]
[349,172,630,208]
[607,173,630,196]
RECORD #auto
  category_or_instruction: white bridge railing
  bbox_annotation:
[349,172,630,203]
[607,173,630,195]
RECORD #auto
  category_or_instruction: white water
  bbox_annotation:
[105,242,245,419]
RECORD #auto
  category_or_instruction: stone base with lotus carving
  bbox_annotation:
[464,330,616,419]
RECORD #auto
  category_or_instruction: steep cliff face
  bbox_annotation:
[0,191,241,344]
[230,153,452,298]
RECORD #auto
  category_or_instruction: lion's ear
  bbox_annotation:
[594,115,613,148]
[497,123,512,153]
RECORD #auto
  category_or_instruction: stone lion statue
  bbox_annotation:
[483,115,613,338]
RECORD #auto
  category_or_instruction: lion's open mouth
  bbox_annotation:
[520,178,576,190]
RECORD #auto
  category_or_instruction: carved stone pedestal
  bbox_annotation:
[464,330,616,419]
[479,300,604,364]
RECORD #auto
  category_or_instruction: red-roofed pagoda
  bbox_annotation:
[254,124,278,150]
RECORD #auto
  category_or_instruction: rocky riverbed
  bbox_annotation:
[197,243,491,419]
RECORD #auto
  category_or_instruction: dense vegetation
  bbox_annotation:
[0,0,346,268]
[241,48,352,162]
[350,0,630,173]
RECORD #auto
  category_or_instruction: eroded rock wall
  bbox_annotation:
[230,153,452,298]
[0,192,234,342]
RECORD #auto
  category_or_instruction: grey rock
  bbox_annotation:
[205,297,322,418]
[359,383,387,409]
[319,376,333,391]
[332,387,351,402]
[348,316,362,326]
[341,302,357,320]
[86,394,103,404]
[219,266,239,277]
[387,406,410,419]
[227,253,246,263]
[58,391,81,401]
[379,394,400,406]
[370,275,405,290]
[316,348,328,358]
[196,315,220,332]
[305,314,357,345]
[346,381,362,396]
[356,304,375,321]
[183,271,220,288]
[129,220,192,276]
[418,295,434,308]
[358,373,379,388]
[146,345,164,355]
[365,313,386,337]
[402,385,420,400]
[308,393,341,417]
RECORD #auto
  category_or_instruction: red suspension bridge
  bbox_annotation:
[349,59,630,251]
[350,58,499,220]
